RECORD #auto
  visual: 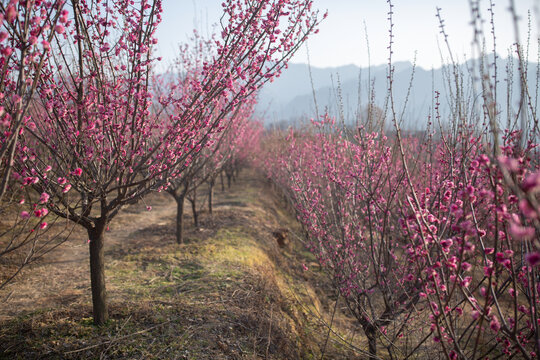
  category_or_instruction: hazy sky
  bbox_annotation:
[155,0,539,70]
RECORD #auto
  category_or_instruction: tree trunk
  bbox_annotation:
[175,194,185,244]
[233,165,239,183]
[227,173,231,189]
[208,179,214,215]
[364,325,377,358]
[190,189,199,228]
[88,221,108,326]
[220,171,225,192]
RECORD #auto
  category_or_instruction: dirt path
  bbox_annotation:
[0,191,177,321]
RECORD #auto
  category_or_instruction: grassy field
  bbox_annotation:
[0,171,362,359]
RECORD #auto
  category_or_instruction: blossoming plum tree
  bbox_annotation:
[14,0,321,325]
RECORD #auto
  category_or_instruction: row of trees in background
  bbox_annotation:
[165,99,263,244]
[263,121,540,358]
[259,2,540,359]
[0,0,322,325]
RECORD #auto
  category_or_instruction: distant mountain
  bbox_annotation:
[256,57,540,129]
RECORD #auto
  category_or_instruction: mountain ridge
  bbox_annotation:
[257,56,539,128]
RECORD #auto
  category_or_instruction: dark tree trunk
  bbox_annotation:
[233,165,239,183]
[175,194,185,244]
[190,189,199,227]
[220,171,225,191]
[208,179,214,215]
[227,173,232,189]
[88,221,108,326]
[364,324,377,358]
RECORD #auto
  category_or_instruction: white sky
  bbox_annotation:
[155,0,539,70]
